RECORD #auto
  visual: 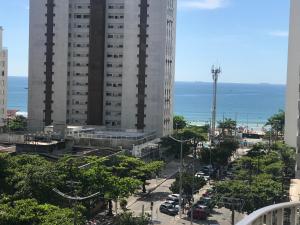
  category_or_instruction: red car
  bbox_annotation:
[187,207,208,220]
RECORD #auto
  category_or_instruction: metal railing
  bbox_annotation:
[237,202,300,225]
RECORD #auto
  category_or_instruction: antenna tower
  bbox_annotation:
[211,65,221,143]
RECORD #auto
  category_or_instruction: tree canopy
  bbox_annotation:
[7,115,27,132]
[0,153,163,223]
[198,140,239,167]
[0,199,77,225]
[214,143,295,213]
[217,118,237,140]
[173,115,187,130]
[170,172,206,201]
[265,110,285,139]
[160,125,207,158]
[113,212,150,225]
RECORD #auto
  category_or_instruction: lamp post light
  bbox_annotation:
[169,135,192,218]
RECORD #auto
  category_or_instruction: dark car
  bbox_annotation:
[159,202,178,216]
[193,204,210,215]
[202,166,214,175]
[165,200,180,210]
[187,207,208,220]
[197,197,215,210]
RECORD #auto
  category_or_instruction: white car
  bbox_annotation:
[195,172,210,181]
[167,194,181,202]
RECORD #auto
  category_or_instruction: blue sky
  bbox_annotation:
[0,0,290,84]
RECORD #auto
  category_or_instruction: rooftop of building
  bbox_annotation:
[65,125,157,140]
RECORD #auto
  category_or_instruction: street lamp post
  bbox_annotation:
[169,135,192,218]
[190,141,197,225]
[179,138,183,218]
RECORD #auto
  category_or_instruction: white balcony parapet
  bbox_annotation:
[236,201,300,225]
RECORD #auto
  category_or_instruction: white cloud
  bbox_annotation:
[178,0,228,10]
[268,31,289,37]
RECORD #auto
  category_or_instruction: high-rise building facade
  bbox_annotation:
[0,27,7,127]
[28,0,177,137]
[286,0,300,149]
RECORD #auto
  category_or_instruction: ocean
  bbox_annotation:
[8,76,285,128]
[175,82,285,128]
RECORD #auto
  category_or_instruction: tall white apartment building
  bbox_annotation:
[0,27,7,127]
[28,0,177,137]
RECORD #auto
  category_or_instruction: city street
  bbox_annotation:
[128,177,245,225]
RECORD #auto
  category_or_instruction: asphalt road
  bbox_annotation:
[128,178,245,225]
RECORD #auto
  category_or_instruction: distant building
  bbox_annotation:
[28,0,177,137]
[0,27,7,127]
[7,109,19,119]
[286,0,300,177]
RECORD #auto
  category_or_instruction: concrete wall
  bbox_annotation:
[285,0,300,148]
[52,0,69,127]
[121,0,177,137]
[67,0,90,124]
[72,137,141,149]
[121,0,140,131]
[0,133,24,144]
[28,0,48,131]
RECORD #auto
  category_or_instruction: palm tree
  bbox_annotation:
[218,118,237,139]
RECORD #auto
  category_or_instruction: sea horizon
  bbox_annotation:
[8,75,286,86]
[8,76,285,130]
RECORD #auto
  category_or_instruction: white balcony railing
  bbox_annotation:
[237,202,300,225]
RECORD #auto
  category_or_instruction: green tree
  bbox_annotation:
[0,199,79,225]
[0,153,9,194]
[265,110,285,140]
[7,115,27,132]
[160,127,207,158]
[57,156,143,216]
[101,155,164,193]
[214,143,294,214]
[214,175,282,213]
[2,154,62,204]
[173,115,187,130]
[218,118,237,138]
[170,172,206,201]
[114,212,150,225]
[247,143,268,157]
[199,140,239,167]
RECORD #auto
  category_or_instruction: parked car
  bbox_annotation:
[197,197,213,207]
[159,202,178,216]
[194,204,210,215]
[167,194,181,202]
[165,200,180,210]
[202,165,213,175]
[202,188,214,197]
[195,172,210,181]
[195,171,205,177]
[187,207,208,220]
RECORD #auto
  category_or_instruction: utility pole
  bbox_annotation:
[169,135,193,218]
[190,141,197,225]
[53,188,101,225]
[211,65,221,144]
[179,137,183,218]
[53,160,101,225]
[220,197,244,225]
